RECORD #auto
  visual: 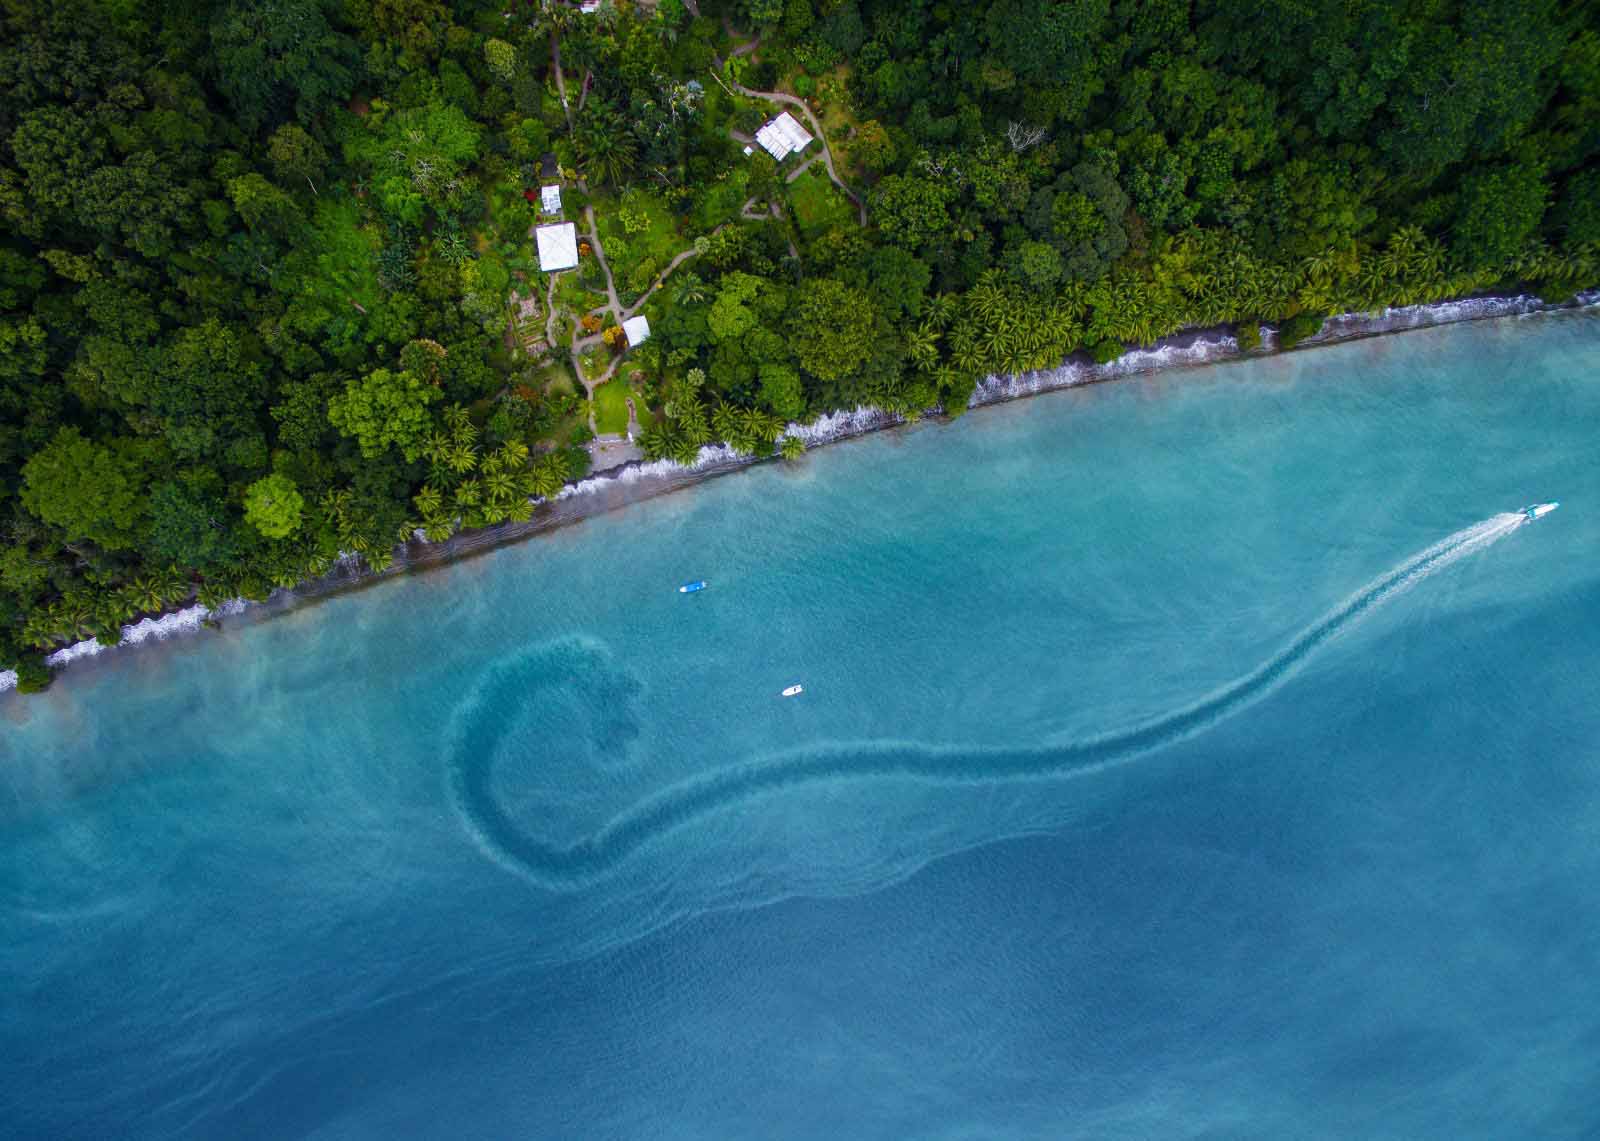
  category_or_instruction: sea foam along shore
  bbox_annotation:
[3,290,1595,694]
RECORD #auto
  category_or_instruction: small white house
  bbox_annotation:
[535,222,579,272]
[622,315,651,347]
[754,112,813,161]
[540,185,562,214]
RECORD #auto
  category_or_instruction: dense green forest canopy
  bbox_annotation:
[1,0,1596,690]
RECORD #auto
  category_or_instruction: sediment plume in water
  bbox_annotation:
[448,513,1529,889]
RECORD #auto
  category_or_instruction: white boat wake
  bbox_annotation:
[448,512,1534,888]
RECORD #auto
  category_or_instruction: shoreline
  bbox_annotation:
[5,289,1595,694]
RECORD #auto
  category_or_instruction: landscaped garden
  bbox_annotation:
[592,189,684,305]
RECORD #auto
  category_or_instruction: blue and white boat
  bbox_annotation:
[1522,502,1559,521]
[678,580,708,593]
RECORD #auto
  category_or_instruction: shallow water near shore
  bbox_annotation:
[4,314,1600,1138]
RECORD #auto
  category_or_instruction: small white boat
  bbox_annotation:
[780,684,804,698]
[1522,502,1559,521]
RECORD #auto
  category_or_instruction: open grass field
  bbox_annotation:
[786,167,854,239]
[592,379,631,434]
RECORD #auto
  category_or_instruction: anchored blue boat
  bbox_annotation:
[678,580,708,594]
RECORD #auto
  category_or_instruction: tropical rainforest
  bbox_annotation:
[1,0,1596,690]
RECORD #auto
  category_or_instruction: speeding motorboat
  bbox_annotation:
[780,684,804,697]
[678,580,708,593]
[1522,502,1559,521]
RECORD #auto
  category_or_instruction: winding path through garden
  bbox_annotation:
[539,22,871,443]
[713,27,867,225]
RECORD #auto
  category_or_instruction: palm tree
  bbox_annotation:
[496,440,531,469]
[414,485,444,518]
[780,435,804,461]
[712,403,742,449]
[639,422,678,462]
[445,440,477,474]
[964,270,1012,325]
[507,498,535,524]
[93,594,135,644]
[741,408,782,446]
[922,293,959,330]
[269,564,302,590]
[48,595,96,640]
[484,468,519,505]
[196,580,235,612]
[677,398,711,445]
[531,452,569,498]
[538,0,576,37]
[124,577,167,616]
[671,273,708,307]
[670,433,702,466]
[576,103,639,187]
[443,404,476,443]
[158,566,190,605]
[906,325,941,372]
[1300,251,1336,288]
[22,610,59,650]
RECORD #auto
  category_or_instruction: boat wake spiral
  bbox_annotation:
[447,513,1530,888]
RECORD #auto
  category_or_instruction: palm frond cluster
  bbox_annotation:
[919,229,1598,386]
[638,368,789,463]
[413,405,569,537]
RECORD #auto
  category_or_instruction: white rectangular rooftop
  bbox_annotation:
[622,315,650,347]
[535,222,578,272]
[540,185,561,214]
[755,112,813,161]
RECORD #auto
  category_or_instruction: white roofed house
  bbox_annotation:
[540,185,562,214]
[621,315,650,347]
[535,222,579,272]
[754,112,814,162]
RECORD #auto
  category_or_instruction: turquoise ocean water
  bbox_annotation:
[3,314,1599,1138]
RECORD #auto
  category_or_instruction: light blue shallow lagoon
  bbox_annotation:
[4,314,1600,1139]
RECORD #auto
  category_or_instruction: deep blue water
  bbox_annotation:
[3,315,1599,1139]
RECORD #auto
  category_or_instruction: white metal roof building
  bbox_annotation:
[754,112,813,161]
[535,222,579,272]
[540,185,561,214]
[622,315,651,347]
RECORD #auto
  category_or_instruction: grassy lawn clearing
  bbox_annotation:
[786,168,854,239]
[537,361,579,396]
[592,379,631,434]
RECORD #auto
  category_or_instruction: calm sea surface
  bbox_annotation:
[3,315,1599,1139]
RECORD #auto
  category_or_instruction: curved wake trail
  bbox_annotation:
[449,514,1528,888]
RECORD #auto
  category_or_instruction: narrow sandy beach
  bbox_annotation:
[5,290,1594,694]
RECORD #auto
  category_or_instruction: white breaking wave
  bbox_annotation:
[971,331,1239,406]
[0,599,250,693]
[545,407,906,504]
[3,289,1592,695]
